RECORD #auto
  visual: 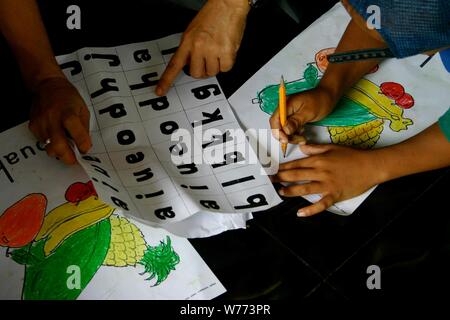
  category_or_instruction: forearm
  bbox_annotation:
[0,0,64,91]
[223,0,251,13]
[371,123,450,184]
[318,18,386,102]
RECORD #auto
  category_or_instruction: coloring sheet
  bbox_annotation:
[55,33,282,226]
[0,123,225,300]
[229,2,450,215]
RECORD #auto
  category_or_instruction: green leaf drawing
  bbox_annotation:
[138,236,180,286]
[304,64,318,87]
[20,218,111,300]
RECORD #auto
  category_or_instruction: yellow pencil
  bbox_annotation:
[279,76,287,157]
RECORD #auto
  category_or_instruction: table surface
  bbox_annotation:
[1,0,449,301]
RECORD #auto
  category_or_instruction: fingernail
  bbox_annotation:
[297,210,306,217]
[299,140,306,146]
[155,87,162,96]
[278,189,285,196]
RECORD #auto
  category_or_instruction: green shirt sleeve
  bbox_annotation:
[438,107,450,142]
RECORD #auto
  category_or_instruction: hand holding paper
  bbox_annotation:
[29,77,92,165]
[0,0,92,165]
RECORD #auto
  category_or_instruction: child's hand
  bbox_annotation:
[29,77,92,165]
[271,144,380,217]
[269,86,336,144]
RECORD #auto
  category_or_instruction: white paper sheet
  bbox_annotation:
[229,3,450,215]
[54,34,281,226]
[0,123,225,300]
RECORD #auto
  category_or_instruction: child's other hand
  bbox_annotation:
[269,86,336,144]
[271,144,380,217]
[29,77,92,165]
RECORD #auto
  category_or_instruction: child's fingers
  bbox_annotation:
[278,182,322,197]
[271,168,322,183]
[269,107,289,143]
[278,155,316,170]
[297,194,335,217]
[282,117,300,135]
[299,144,332,155]
[288,127,306,144]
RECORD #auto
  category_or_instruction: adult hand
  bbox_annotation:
[271,144,380,217]
[269,86,336,144]
[29,77,92,165]
[155,0,250,96]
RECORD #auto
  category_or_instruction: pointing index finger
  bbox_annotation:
[156,46,189,96]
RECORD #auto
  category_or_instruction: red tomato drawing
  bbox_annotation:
[65,181,98,203]
[396,93,415,109]
[0,194,47,248]
[380,82,405,100]
[315,48,336,73]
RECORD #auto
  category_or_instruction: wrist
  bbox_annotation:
[317,74,346,103]
[312,84,340,119]
[30,75,68,97]
[368,148,395,185]
[28,65,66,94]
[220,0,251,14]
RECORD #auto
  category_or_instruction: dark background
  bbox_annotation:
[1,0,449,301]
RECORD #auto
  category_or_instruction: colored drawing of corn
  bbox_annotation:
[312,97,386,150]
[327,119,384,149]
[103,215,180,286]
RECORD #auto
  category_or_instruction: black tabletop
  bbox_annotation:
[1,0,449,302]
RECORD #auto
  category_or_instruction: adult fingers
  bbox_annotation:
[205,56,220,77]
[219,54,234,72]
[79,104,90,131]
[46,123,77,165]
[190,52,206,78]
[156,46,189,96]
[28,119,47,145]
[63,112,92,154]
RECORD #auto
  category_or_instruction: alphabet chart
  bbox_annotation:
[56,34,282,225]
